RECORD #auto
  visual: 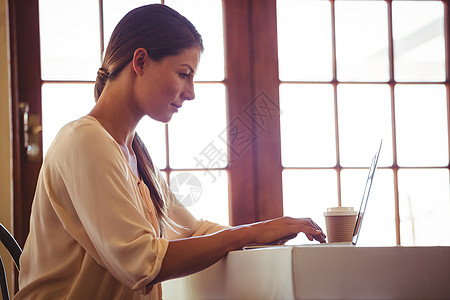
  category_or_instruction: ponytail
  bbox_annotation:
[133,134,174,236]
[94,68,109,101]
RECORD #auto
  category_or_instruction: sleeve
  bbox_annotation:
[152,169,229,240]
[46,121,168,294]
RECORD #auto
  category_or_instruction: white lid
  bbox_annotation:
[323,206,357,216]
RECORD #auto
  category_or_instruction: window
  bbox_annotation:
[38,0,450,246]
[278,0,449,246]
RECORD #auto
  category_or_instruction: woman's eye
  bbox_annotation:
[179,73,189,79]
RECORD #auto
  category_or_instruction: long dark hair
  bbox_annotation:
[94,4,203,234]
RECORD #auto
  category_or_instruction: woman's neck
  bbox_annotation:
[89,70,141,150]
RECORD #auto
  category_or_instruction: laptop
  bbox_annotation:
[245,139,383,249]
[348,139,383,246]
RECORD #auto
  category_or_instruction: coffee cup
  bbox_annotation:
[323,207,357,243]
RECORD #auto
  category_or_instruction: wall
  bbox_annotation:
[0,0,14,297]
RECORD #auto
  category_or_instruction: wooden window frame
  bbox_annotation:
[224,0,283,225]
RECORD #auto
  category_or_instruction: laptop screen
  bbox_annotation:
[352,139,383,245]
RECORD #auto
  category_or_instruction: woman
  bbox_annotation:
[15,4,325,300]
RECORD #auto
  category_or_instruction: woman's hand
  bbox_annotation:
[246,216,326,245]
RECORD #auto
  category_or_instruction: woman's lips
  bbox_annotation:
[171,103,180,112]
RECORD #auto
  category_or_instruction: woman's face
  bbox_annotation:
[133,47,201,123]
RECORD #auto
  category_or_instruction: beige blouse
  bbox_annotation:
[14,116,227,300]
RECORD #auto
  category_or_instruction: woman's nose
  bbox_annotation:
[183,81,195,101]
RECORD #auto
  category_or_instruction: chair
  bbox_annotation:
[0,223,22,300]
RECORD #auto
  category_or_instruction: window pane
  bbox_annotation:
[39,0,101,80]
[395,84,448,167]
[341,169,396,246]
[165,0,225,81]
[170,170,229,225]
[338,84,393,167]
[137,117,166,169]
[280,84,336,167]
[399,169,450,246]
[42,83,95,156]
[169,84,227,169]
[335,1,389,81]
[103,1,161,49]
[283,169,337,245]
[277,0,332,81]
[393,1,445,82]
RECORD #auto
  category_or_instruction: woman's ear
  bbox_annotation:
[132,48,149,77]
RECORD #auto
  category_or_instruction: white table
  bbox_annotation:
[162,245,450,300]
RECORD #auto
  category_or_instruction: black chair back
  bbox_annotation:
[0,256,10,300]
[0,224,21,271]
[0,223,22,300]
